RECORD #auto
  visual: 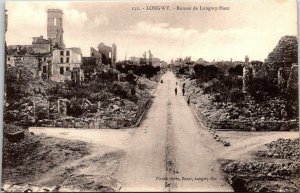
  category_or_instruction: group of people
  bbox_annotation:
[175,82,190,105]
[174,82,185,96]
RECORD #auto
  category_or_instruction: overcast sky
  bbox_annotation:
[6,0,297,62]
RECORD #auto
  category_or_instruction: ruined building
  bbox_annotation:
[90,43,117,68]
[6,9,83,82]
[51,47,84,82]
[47,9,65,49]
[7,37,51,79]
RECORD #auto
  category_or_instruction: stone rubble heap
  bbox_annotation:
[5,77,156,129]
[223,160,300,178]
[222,138,300,192]
[183,78,298,131]
[257,138,300,160]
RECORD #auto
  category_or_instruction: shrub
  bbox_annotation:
[228,64,243,76]
[193,64,224,82]
[248,76,278,101]
[109,82,129,99]
[68,98,83,117]
[229,88,244,102]
[179,66,189,74]
[222,75,243,90]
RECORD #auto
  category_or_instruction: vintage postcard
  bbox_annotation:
[2,0,299,192]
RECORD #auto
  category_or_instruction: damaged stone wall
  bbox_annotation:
[51,48,82,82]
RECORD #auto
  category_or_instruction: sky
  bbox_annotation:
[5,0,297,63]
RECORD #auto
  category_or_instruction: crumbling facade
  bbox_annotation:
[90,43,117,68]
[7,41,51,79]
[32,36,51,54]
[51,48,84,82]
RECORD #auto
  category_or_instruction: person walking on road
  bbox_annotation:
[175,87,177,96]
[182,88,185,96]
[187,95,191,106]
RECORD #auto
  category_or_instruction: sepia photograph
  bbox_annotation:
[1,0,299,192]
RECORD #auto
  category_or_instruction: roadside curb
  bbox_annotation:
[190,103,210,130]
[129,99,152,128]
[129,76,162,128]
[189,99,231,146]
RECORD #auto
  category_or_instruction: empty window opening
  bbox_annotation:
[60,50,64,56]
[66,57,70,63]
[66,51,70,56]
[60,67,64,75]
[66,67,70,71]
[43,66,47,73]
[60,57,64,63]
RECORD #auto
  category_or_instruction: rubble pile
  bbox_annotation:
[222,138,300,192]
[5,75,155,129]
[5,95,49,127]
[257,138,300,160]
[36,91,151,129]
[223,160,300,192]
[3,123,24,133]
[184,78,298,131]
[223,160,300,178]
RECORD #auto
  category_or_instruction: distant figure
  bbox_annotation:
[182,88,185,96]
[187,95,190,106]
[175,87,177,95]
[161,79,163,83]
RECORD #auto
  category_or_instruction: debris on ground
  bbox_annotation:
[182,78,298,132]
[221,138,300,192]
[257,138,300,160]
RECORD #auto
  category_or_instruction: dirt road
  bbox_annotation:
[121,71,232,191]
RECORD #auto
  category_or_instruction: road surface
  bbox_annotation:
[120,71,232,191]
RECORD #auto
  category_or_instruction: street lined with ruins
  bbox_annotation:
[3,2,299,192]
[27,71,232,191]
[25,71,298,192]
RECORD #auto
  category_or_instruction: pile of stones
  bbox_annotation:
[222,138,300,192]
[223,160,300,178]
[257,138,300,160]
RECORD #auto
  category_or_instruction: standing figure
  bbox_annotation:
[175,87,177,95]
[187,95,190,106]
[182,88,185,96]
